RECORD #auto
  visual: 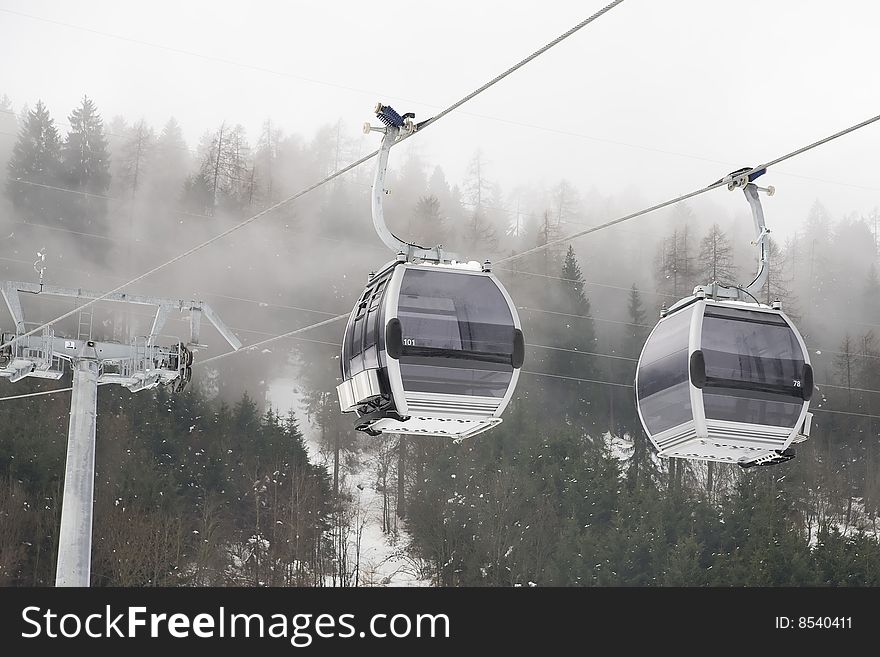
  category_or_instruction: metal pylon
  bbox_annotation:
[0,279,242,587]
[54,350,99,586]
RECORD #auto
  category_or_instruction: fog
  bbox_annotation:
[1,0,879,241]
[0,0,878,406]
[2,0,880,591]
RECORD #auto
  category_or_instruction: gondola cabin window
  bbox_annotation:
[342,274,388,379]
[396,269,516,398]
[636,306,694,435]
[700,306,806,427]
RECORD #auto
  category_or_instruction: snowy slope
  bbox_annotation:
[267,377,430,587]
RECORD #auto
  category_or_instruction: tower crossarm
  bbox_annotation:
[0,332,191,392]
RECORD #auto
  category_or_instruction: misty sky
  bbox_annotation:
[1,0,878,240]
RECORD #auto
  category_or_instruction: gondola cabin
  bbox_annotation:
[635,296,813,467]
[337,259,524,440]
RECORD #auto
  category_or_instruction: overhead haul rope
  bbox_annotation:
[194,313,352,367]
[496,112,880,265]
[7,5,878,360]
[0,244,875,373]
[0,1,626,354]
[5,365,880,420]
[0,387,77,401]
[5,6,880,411]
[4,247,880,352]
[0,382,112,402]
[3,333,879,405]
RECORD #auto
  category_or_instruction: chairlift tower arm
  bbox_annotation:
[0,277,242,587]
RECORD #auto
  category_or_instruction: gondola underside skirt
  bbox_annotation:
[366,415,503,440]
[369,391,505,439]
[652,420,792,463]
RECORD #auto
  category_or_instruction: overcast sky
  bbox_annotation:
[1,0,878,239]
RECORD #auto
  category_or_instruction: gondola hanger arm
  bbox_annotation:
[366,103,465,265]
[693,167,775,302]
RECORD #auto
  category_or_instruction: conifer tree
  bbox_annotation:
[623,284,648,356]
[560,244,591,317]
[0,94,17,173]
[794,201,833,316]
[254,118,282,207]
[152,117,190,204]
[62,96,110,193]
[6,100,62,222]
[61,96,110,232]
[622,285,657,488]
[412,194,444,246]
[864,264,880,325]
[547,246,598,422]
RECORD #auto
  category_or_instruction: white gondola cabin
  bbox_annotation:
[635,168,814,467]
[636,296,812,467]
[337,259,523,440]
[337,104,524,440]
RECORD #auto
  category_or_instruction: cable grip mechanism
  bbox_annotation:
[364,103,417,138]
[721,166,775,196]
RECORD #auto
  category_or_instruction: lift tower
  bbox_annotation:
[0,280,241,587]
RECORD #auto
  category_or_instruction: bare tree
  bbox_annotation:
[834,335,856,407]
[374,436,397,534]
[655,225,694,296]
[461,150,498,252]
[396,436,406,520]
[121,119,154,199]
[696,223,738,286]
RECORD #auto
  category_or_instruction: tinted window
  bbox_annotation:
[637,308,693,435]
[638,307,692,366]
[348,312,366,376]
[342,272,390,378]
[341,309,357,379]
[703,389,803,427]
[398,269,515,357]
[363,287,384,370]
[401,294,463,349]
[638,349,689,399]
[400,358,513,398]
[701,308,804,395]
[397,269,515,397]
[638,381,693,435]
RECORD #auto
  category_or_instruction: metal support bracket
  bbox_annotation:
[150,304,171,343]
[1,281,26,334]
[366,103,460,264]
[1,281,241,353]
[200,303,241,351]
[189,305,203,348]
[694,167,774,302]
[0,277,243,588]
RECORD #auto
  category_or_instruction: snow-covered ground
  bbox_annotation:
[343,456,431,586]
[604,431,634,464]
[267,377,430,587]
[806,496,880,548]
